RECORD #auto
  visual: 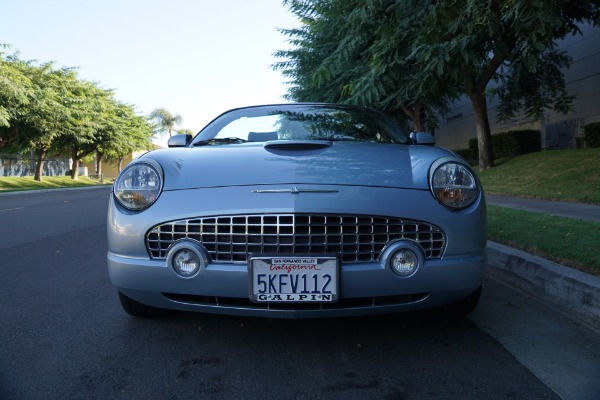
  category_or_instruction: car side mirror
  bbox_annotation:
[409,131,435,146]
[167,134,192,148]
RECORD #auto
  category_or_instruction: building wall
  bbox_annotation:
[0,150,150,178]
[435,23,600,150]
[0,153,70,177]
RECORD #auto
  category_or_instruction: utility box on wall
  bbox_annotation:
[544,118,586,149]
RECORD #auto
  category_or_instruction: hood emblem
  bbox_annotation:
[252,187,338,195]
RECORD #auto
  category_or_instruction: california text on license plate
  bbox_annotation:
[249,256,339,302]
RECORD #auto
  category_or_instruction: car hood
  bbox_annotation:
[142,141,455,191]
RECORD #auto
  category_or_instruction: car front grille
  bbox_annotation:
[146,214,446,263]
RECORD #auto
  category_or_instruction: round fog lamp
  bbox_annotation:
[172,248,201,277]
[391,249,419,277]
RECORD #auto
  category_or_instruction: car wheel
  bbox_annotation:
[118,291,173,317]
[449,285,482,316]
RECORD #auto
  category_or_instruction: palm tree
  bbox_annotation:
[149,108,182,137]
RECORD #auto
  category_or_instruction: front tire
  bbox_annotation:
[118,291,173,317]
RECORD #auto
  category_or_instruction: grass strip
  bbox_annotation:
[487,205,600,276]
[0,176,112,192]
[478,148,600,204]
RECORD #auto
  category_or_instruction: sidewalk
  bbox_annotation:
[485,194,600,332]
[487,194,600,223]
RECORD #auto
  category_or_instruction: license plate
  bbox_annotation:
[249,256,338,302]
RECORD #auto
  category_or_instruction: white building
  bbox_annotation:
[435,23,600,150]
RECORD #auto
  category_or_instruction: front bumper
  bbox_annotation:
[108,250,486,318]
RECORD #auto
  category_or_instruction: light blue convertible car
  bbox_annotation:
[107,103,486,318]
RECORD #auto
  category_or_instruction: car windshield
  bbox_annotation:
[190,104,409,145]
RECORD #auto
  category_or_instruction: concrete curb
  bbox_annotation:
[486,241,600,332]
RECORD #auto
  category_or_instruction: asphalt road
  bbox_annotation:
[0,188,598,399]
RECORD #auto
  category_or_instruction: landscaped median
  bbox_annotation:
[478,147,600,277]
[477,148,600,204]
[0,176,113,192]
[487,205,600,277]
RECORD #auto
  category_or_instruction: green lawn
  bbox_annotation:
[0,176,112,192]
[478,148,600,276]
[477,148,600,204]
[487,205,600,275]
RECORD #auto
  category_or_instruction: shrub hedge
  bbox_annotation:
[457,130,541,162]
[453,148,476,164]
[584,122,600,148]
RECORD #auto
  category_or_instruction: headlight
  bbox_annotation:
[430,161,478,209]
[114,161,163,211]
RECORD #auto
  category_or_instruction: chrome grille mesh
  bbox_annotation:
[146,214,445,263]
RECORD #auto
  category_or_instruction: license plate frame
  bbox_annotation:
[249,255,339,303]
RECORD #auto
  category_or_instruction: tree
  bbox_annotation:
[149,108,182,138]
[0,56,76,181]
[84,99,125,179]
[176,128,195,136]
[100,102,154,174]
[275,0,457,131]
[277,0,600,170]
[0,46,33,131]
[407,0,600,170]
[54,79,119,180]
[27,66,74,181]
[1,48,157,181]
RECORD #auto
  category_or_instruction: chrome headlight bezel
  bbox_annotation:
[429,158,479,210]
[113,159,164,211]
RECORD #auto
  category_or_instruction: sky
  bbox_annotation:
[0,0,300,146]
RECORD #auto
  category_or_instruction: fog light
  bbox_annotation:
[167,241,208,278]
[391,249,419,277]
[172,249,200,277]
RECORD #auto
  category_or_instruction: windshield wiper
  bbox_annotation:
[192,137,247,146]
